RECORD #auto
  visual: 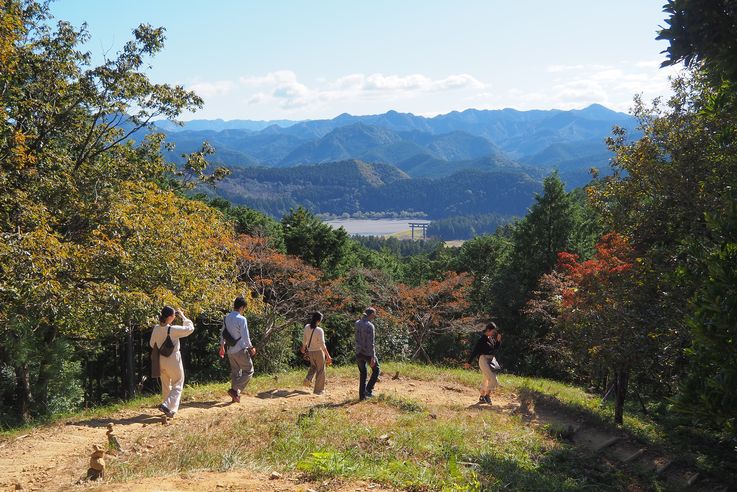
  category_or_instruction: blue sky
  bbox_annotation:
[51,1,679,120]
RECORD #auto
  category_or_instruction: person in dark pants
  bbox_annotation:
[355,307,380,400]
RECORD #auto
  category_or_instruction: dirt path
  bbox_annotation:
[0,375,723,491]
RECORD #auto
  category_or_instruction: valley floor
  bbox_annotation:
[0,364,728,491]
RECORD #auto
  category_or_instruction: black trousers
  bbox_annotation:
[357,354,380,399]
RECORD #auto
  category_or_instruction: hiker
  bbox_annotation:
[150,306,194,418]
[219,296,256,403]
[355,307,380,400]
[301,311,333,395]
[464,322,502,404]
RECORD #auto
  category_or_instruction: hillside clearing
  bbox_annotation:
[0,364,728,491]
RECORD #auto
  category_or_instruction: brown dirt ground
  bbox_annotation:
[0,374,723,491]
[0,375,512,491]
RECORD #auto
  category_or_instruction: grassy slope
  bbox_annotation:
[2,363,733,490]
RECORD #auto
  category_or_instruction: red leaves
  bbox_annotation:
[556,232,637,314]
[558,233,634,284]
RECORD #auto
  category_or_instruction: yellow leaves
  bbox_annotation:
[0,1,22,69]
[5,130,38,169]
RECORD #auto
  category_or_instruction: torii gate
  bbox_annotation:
[409,222,428,240]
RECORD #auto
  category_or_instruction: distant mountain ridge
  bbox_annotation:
[167,105,636,221]
[161,104,636,186]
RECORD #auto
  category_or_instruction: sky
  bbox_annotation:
[51,1,681,121]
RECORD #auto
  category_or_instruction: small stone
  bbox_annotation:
[270,471,282,480]
[429,413,437,419]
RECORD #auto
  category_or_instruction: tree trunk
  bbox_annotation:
[15,364,32,423]
[124,327,135,399]
[410,331,432,363]
[613,368,629,425]
[35,324,58,414]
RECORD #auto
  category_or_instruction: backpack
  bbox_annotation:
[222,316,241,347]
[158,326,175,357]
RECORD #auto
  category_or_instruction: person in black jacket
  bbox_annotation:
[464,322,502,404]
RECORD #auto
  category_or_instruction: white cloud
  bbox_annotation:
[194,71,488,112]
[187,80,236,98]
[183,62,680,119]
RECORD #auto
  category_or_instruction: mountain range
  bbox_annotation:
[160,105,637,221]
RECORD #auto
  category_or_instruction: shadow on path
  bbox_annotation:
[180,400,229,410]
[70,413,164,428]
[256,389,311,399]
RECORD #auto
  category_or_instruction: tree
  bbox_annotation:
[396,272,475,362]
[588,73,737,428]
[658,0,737,84]
[281,207,351,276]
[0,1,223,420]
[235,235,327,345]
[677,199,737,433]
[508,172,575,294]
[556,233,657,424]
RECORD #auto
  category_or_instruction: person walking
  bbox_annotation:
[301,312,333,395]
[219,296,256,403]
[464,322,502,405]
[150,306,194,418]
[355,307,380,400]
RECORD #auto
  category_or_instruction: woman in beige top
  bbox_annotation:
[301,312,332,395]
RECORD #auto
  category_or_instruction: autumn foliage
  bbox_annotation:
[396,272,475,362]
[557,232,635,311]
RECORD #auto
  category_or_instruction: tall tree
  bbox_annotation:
[396,272,474,362]
[281,207,351,276]
[658,0,737,84]
[0,1,227,420]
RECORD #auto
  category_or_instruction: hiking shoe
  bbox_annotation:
[158,404,174,418]
[227,388,241,403]
[483,395,492,404]
[478,396,486,404]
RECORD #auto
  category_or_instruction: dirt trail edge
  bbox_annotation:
[0,376,724,491]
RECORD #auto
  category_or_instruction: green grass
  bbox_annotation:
[104,363,628,491]
[503,374,736,484]
[4,362,732,489]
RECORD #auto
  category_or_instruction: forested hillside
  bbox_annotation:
[214,160,542,219]
[2,1,737,490]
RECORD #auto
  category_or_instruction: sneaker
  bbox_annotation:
[478,396,486,404]
[227,388,241,403]
[364,392,374,399]
[158,404,175,418]
[483,395,492,404]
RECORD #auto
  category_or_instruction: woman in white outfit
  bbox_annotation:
[150,306,194,417]
[301,312,332,395]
